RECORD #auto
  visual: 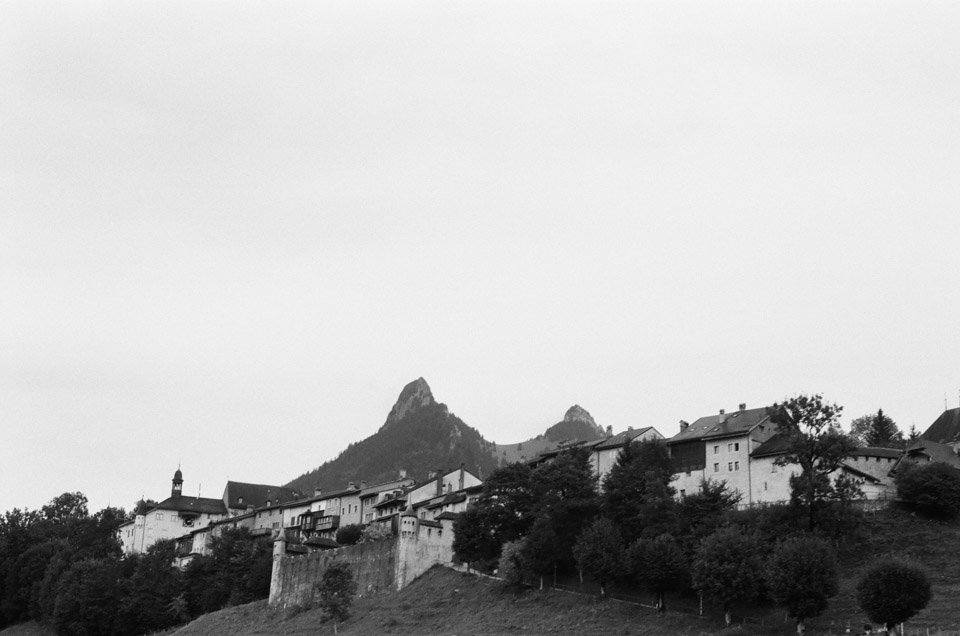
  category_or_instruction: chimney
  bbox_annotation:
[347,481,355,490]
[606,425,613,437]
[458,463,465,491]
[360,480,367,490]
[719,409,726,423]
[680,420,689,432]
[435,468,443,497]
[739,403,746,411]
[399,468,407,479]
[314,487,323,497]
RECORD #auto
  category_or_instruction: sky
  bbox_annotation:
[2,0,959,516]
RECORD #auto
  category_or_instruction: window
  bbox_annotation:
[772,464,778,473]
[171,514,179,522]
[764,482,768,491]
[728,443,733,452]
[728,462,733,472]
[734,442,740,452]
[713,463,720,473]
[734,461,740,471]
[272,522,279,529]
[155,513,164,521]
[685,470,691,477]
[713,445,719,455]
[680,489,686,497]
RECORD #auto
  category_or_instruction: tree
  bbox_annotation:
[849,410,902,448]
[530,446,600,569]
[766,536,839,634]
[602,439,677,544]
[497,540,525,588]
[628,534,688,613]
[675,478,741,556]
[692,525,765,627]
[519,517,561,590]
[335,524,363,546]
[572,518,625,598]
[315,561,357,633]
[896,462,960,518]
[53,558,124,636]
[116,539,182,635]
[769,394,857,531]
[856,561,932,633]
[453,462,535,568]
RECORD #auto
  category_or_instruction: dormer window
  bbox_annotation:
[238,497,244,505]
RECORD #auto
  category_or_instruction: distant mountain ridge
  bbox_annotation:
[284,379,608,494]
[284,379,499,494]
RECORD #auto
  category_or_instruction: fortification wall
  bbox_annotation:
[270,537,398,607]
[395,526,455,589]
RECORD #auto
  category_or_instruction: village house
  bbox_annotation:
[588,426,664,483]
[668,404,777,502]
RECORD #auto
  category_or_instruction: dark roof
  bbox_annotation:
[921,408,960,445]
[427,492,467,509]
[152,495,226,515]
[224,481,301,510]
[280,487,357,509]
[592,427,656,451]
[750,432,795,458]
[436,511,462,521]
[851,447,902,459]
[420,519,441,528]
[373,493,409,509]
[359,478,415,498]
[905,441,960,467]
[670,407,772,444]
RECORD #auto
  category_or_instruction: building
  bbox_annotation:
[589,427,664,483]
[119,469,228,555]
[668,404,777,502]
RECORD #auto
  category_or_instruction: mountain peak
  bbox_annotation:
[382,377,435,429]
[564,405,596,426]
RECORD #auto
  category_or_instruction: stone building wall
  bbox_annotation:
[270,536,398,607]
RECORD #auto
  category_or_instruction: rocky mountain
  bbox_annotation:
[284,378,500,494]
[543,405,606,442]
[284,379,610,495]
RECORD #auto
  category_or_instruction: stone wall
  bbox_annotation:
[269,521,458,608]
[270,536,398,607]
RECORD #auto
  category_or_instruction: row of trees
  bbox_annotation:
[455,394,937,631]
[0,492,271,635]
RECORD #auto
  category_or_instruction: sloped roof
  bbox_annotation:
[152,495,226,515]
[750,432,795,458]
[670,407,772,444]
[921,408,960,445]
[851,447,902,459]
[223,481,301,510]
[593,427,656,451]
[905,441,960,468]
[436,511,462,521]
[359,477,415,499]
[839,463,882,483]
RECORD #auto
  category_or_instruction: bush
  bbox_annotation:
[497,540,524,588]
[336,524,363,546]
[315,561,357,624]
[896,462,960,518]
[856,561,932,632]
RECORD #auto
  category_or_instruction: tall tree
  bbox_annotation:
[856,561,932,634]
[692,525,765,627]
[572,517,625,598]
[769,394,857,531]
[849,410,902,448]
[601,439,677,544]
[519,517,561,590]
[530,446,600,569]
[628,534,688,613]
[316,561,357,633]
[766,536,839,635]
[675,478,741,557]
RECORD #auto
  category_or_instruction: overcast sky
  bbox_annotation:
[2,1,959,516]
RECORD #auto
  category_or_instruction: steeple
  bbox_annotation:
[172,466,183,498]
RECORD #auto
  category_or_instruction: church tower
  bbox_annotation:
[172,467,183,498]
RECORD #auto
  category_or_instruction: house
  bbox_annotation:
[748,434,892,504]
[919,407,960,450]
[119,468,300,556]
[589,426,664,483]
[668,404,777,502]
[359,472,416,524]
[222,481,301,516]
[119,469,229,555]
[892,440,960,474]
